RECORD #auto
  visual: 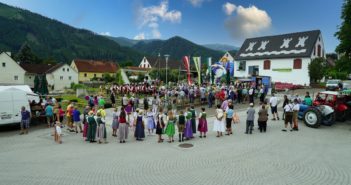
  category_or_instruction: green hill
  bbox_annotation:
[0,2,143,64]
[131,36,225,60]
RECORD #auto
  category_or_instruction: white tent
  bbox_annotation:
[0,85,39,103]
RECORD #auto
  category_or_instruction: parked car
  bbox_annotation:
[325,79,342,91]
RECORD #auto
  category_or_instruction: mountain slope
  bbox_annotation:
[0,2,143,63]
[203,44,239,52]
[132,36,224,60]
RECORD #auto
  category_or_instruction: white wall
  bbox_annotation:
[234,58,311,85]
[311,33,325,59]
[47,64,78,91]
[0,53,26,85]
[24,74,35,88]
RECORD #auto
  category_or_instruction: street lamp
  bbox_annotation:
[164,54,170,103]
[164,54,170,88]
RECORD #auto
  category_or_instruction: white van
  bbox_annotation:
[0,89,31,125]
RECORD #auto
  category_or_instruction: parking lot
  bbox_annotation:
[0,107,350,185]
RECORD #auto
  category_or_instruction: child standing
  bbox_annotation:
[225,105,234,135]
[183,108,193,140]
[177,110,185,142]
[197,108,208,138]
[165,111,176,143]
[55,122,62,144]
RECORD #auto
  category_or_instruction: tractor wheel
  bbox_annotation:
[303,108,322,128]
[336,111,348,122]
[322,113,336,126]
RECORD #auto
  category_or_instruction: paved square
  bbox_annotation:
[0,108,350,185]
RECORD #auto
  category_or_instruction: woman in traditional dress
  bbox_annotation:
[118,108,128,143]
[134,110,145,141]
[183,108,193,140]
[146,108,155,135]
[111,108,119,137]
[156,108,165,143]
[197,107,208,138]
[96,112,107,144]
[82,106,90,141]
[165,111,176,143]
[213,104,225,137]
[87,111,97,143]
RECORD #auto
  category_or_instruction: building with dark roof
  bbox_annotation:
[234,30,325,86]
[70,59,119,82]
[138,56,185,70]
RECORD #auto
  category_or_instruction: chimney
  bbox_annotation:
[5,52,11,56]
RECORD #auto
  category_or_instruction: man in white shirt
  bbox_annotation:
[269,93,279,120]
[283,99,294,132]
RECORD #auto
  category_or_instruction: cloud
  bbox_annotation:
[134,33,145,40]
[100,32,111,36]
[187,0,205,7]
[222,2,236,15]
[136,0,181,39]
[224,3,272,40]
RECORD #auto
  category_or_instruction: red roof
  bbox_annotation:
[20,63,64,74]
[72,59,118,73]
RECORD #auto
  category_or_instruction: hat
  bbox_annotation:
[249,103,254,106]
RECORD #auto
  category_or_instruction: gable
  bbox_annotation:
[235,30,321,61]
[0,52,26,73]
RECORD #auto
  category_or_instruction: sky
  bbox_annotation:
[0,0,343,52]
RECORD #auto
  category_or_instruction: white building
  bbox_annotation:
[0,52,26,85]
[234,30,325,86]
[20,63,78,91]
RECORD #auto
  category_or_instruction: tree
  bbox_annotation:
[335,0,351,58]
[308,58,326,83]
[14,44,42,64]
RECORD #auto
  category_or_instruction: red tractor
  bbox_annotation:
[301,91,351,128]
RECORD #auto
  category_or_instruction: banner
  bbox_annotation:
[182,56,192,85]
[193,57,201,85]
[225,61,234,76]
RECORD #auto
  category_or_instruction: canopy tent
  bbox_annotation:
[0,85,40,103]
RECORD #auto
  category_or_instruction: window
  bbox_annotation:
[293,59,302,69]
[238,61,246,71]
[29,76,31,79]
[62,68,65,72]
[67,68,69,72]
[263,60,271,70]
[60,76,63,80]
[84,73,87,77]
[14,76,18,80]
[94,74,97,77]
[69,76,72,80]
[2,63,5,67]
[317,45,321,57]
[248,66,259,76]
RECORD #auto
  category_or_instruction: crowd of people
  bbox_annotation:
[19,82,315,145]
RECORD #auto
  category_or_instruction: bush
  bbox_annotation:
[70,99,78,103]
[70,82,87,90]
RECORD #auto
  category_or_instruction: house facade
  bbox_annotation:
[0,52,26,85]
[20,63,78,91]
[70,59,118,82]
[234,30,325,86]
[138,56,184,70]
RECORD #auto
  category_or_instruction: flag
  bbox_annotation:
[182,56,192,85]
[225,61,235,76]
[193,57,201,85]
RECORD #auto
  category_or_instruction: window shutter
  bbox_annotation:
[293,59,302,69]
[263,60,270,70]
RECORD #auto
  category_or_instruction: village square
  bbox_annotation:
[0,0,351,185]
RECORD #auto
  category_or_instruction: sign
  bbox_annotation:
[272,68,292,72]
